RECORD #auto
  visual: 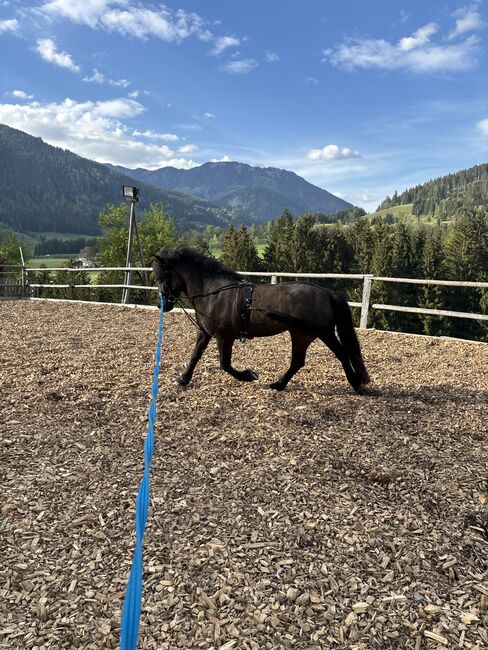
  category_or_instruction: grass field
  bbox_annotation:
[365,203,452,226]
[366,203,415,221]
[27,256,74,268]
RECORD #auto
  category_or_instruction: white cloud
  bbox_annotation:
[305,77,319,84]
[398,23,437,51]
[39,0,120,28]
[93,98,143,118]
[212,35,239,55]
[210,155,231,163]
[83,68,130,87]
[323,21,480,73]
[264,51,280,63]
[10,90,34,99]
[477,118,488,135]
[36,38,81,72]
[220,58,258,74]
[41,1,213,43]
[174,122,202,131]
[40,1,253,63]
[203,112,216,119]
[133,129,179,142]
[0,96,197,168]
[0,17,18,33]
[178,144,198,154]
[449,4,486,40]
[306,144,361,161]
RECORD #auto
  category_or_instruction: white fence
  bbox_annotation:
[11,264,487,331]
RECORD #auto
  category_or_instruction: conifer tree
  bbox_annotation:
[291,214,319,272]
[347,220,373,273]
[221,225,260,271]
[444,207,488,339]
[420,229,446,336]
[263,209,295,272]
[370,224,392,330]
[274,209,295,272]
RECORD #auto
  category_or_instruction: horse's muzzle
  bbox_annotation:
[163,297,176,312]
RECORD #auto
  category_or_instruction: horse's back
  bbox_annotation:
[254,282,336,325]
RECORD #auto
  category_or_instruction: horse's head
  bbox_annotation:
[152,249,184,311]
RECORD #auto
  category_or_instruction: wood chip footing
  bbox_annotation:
[1,302,487,649]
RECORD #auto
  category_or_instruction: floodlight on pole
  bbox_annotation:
[123,186,139,202]
[121,185,148,304]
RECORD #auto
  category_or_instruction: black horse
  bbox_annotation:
[153,246,370,393]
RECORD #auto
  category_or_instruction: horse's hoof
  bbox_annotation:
[269,381,285,391]
[176,374,190,386]
[243,369,259,381]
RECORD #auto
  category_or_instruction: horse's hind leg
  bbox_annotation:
[320,330,361,393]
[270,333,315,391]
[177,329,211,386]
[216,334,259,382]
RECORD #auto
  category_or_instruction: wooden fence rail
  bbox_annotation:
[12,265,488,329]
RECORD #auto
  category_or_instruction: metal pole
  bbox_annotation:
[360,275,373,329]
[19,246,27,297]
[122,201,136,304]
[132,213,150,300]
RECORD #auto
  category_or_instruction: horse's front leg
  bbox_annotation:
[216,334,259,382]
[177,329,211,386]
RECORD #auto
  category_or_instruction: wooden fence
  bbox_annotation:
[0,265,25,299]
[21,265,488,333]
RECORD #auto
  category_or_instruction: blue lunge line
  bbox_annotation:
[119,293,164,650]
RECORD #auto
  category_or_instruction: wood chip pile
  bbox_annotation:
[1,301,487,649]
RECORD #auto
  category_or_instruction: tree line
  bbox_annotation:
[33,237,98,256]
[18,202,488,342]
[378,163,488,219]
[217,207,487,341]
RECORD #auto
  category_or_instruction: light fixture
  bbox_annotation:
[123,185,139,202]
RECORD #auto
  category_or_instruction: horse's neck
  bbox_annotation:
[179,265,236,297]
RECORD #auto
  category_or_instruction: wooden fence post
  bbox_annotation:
[360,275,373,329]
[19,248,27,297]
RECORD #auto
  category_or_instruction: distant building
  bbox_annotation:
[74,258,96,269]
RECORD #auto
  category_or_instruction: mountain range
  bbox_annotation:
[0,125,238,236]
[108,161,352,222]
[3,123,484,244]
[0,124,351,238]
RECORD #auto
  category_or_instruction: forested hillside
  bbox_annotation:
[0,125,241,235]
[378,163,488,218]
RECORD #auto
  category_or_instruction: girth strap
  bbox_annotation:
[239,281,254,341]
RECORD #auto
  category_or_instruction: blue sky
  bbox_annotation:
[1,0,487,211]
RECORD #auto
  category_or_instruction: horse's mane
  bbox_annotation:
[159,245,242,280]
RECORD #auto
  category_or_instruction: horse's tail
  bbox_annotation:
[333,293,370,385]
